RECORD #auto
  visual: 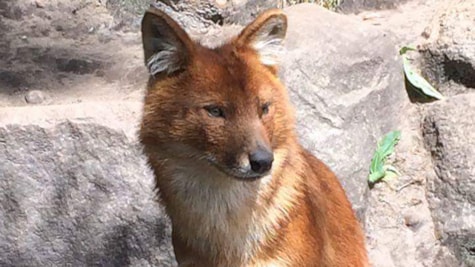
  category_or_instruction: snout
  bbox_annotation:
[207,145,274,180]
[249,148,274,175]
[231,146,274,180]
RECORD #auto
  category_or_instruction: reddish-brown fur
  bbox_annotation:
[139,7,369,267]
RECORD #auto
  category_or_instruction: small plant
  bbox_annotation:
[400,46,444,100]
[368,130,401,187]
[284,0,340,10]
[320,0,340,10]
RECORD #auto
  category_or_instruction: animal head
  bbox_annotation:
[140,8,296,181]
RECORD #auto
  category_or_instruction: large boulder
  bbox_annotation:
[282,4,408,217]
[420,1,475,96]
[423,94,475,267]
[0,102,175,267]
[362,101,440,267]
[150,0,278,37]
[337,0,409,13]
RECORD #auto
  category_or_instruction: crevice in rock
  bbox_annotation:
[421,103,475,266]
[422,118,443,162]
[420,50,475,96]
[446,233,475,266]
[442,56,475,89]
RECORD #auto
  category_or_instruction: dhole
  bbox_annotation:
[139,7,369,267]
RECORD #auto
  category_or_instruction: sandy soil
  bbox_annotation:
[0,0,452,108]
[0,0,147,107]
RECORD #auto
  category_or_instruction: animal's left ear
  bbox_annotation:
[234,9,287,67]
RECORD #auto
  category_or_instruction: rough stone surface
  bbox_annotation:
[25,90,46,104]
[282,4,408,217]
[338,0,409,13]
[423,94,475,267]
[0,0,148,106]
[220,0,279,25]
[151,0,278,37]
[420,1,475,96]
[151,0,222,36]
[0,102,176,267]
[363,101,440,267]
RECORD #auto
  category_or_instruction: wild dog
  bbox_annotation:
[139,7,369,267]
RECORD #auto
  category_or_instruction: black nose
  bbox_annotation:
[249,148,274,174]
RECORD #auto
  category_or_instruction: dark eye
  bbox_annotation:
[204,105,225,118]
[261,103,271,115]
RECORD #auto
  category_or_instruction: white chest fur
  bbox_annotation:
[165,161,272,264]
[158,147,299,266]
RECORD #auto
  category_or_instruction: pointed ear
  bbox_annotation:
[234,9,287,67]
[141,8,194,76]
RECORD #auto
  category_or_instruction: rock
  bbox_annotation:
[423,94,475,267]
[220,0,279,25]
[403,210,424,231]
[25,90,46,104]
[368,247,396,267]
[151,0,278,36]
[0,1,26,20]
[55,58,102,74]
[35,0,46,9]
[420,1,475,96]
[433,246,462,267]
[281,4,408,218]
[363,100,440,267]
[0,102,176,267]
[338,0,409,13]
[151,0,221,36]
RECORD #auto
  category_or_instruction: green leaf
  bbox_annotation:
[368,131,402,185]
[378,130,401,159]
[402,57,444,100]
[400,46,444,100]
[370,150,381,171]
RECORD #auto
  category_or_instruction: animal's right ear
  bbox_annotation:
[141,8,194,76]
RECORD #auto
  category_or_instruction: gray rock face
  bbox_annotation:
[0,103,175,267]
[25,90,46,104]
[421,1,475,96]
[151,0,222,36]
[220,0,279,25]
[423,94,475,267]
[151,0,278,37]
[282,4,408,217]
[338,0,409,13]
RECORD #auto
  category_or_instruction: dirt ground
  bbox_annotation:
[0,0,148,107]
[0,0,450,107]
